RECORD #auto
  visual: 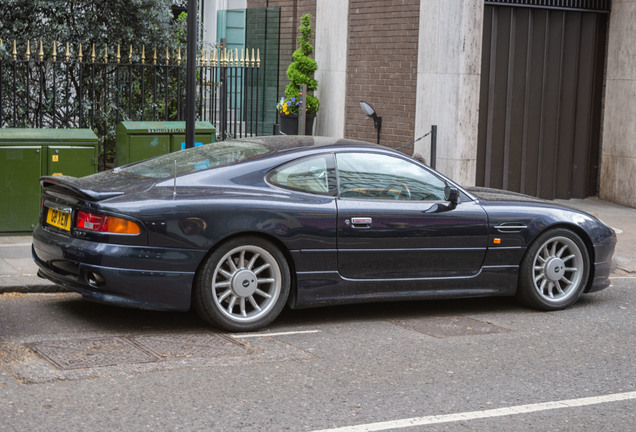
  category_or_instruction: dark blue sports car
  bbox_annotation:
[32,136,616,331]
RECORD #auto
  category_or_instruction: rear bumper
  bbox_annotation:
[32,225,208,311]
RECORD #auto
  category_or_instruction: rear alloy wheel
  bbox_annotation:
[194,237,290,332]
[517,228,590,310]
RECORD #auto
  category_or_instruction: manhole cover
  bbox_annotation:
[392,316,510,338]
[28,337,159,370]
[130,333,255,359]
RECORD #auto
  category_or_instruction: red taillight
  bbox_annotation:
[76,211,141,235]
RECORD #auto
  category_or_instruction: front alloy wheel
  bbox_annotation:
[195,237,290,331]
[517,229,590,310]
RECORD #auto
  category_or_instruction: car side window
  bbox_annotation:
[336,152,447,200]
[268,154,336,195]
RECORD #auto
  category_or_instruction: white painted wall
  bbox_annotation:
[600,0,636,207]
[414,0,484,186]
[314,0,349,138]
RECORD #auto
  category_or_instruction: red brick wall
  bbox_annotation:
[346,0,420,149]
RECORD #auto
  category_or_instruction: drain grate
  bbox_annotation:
[130,333,254,359]
[28,337,159,370]
[27,333,255,370]
[392,316,510,338]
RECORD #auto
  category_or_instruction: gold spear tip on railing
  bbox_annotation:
[79,43,83,62]
[165,46,170,65]
[65,42,70,61]
[117,44,121,63]
[141,45,145,64]
[257,48,260,67]
[91,43,96,62]
[129,44,133,63]
[153,46,157,65]
[250,48,255,67]
[104,43,108,63]
[13,40,17,60]
[177,46,181,65]
[52,41,57,61]
[26,40,31,60]
[39,39,44,61]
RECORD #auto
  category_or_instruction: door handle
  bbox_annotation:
[349,217,372,228]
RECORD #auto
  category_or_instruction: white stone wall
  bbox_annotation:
[600,0,636,207]
[314,0,349,138]
[414,0,484,186]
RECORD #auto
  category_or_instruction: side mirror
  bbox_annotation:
[444,186,460,205]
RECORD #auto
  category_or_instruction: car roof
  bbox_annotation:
[232,135,386,155]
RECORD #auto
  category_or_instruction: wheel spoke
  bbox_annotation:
[547,282,555,298]
[226,256,238,273]
[239,250,246,269]
[565,266,578,273]
[227,295,237,313]
[539,279,548,294]
[254,263,271,275]
[218,289,232,302]
[239,298,247,317]
[257,277,275,285]
[219,268,233,279]
[254,288,272,299]
[556,244,568,258]
[214,280,231,289]
[247,253,260,270]
[248,296,261,311]
[562,253,576,263]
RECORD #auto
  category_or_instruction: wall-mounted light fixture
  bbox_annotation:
[360,101,382,144]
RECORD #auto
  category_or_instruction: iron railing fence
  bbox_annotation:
[0,40,261,170]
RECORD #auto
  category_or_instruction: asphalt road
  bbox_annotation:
[1,277,634,431]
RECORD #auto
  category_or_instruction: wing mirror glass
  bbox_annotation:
[444,186,460,205]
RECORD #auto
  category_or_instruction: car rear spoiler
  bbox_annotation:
[40,176,124,201]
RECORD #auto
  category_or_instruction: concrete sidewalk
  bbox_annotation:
[1,197,635,294]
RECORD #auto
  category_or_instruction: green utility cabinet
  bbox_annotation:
[0,128,98,232]
[115,121,216,166]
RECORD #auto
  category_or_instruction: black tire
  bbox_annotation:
[517,228,590,311]
[194,236,290,332]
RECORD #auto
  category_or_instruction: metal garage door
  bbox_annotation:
[476,0,610,199]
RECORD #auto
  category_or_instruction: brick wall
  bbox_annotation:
[346,0,420,149]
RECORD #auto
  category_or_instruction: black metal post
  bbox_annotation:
[298,84,306,135]
[185,0,197,149]
[430,125,437,170]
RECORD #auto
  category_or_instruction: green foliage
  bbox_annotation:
[0,0,187,169]
[0,0,176,50]
[283,13,319,114]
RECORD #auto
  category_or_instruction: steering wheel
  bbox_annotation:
[380,183,411,199]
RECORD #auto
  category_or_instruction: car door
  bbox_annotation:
[335,151,489,283]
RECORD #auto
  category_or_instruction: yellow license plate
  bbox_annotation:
[46,208,72,231]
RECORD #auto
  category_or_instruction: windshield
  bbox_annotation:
[116,140,271,179]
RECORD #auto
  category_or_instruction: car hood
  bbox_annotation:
[467,187,550,204]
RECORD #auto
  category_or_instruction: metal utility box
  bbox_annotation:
[115,121,216,166]
[0,128,98,232]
